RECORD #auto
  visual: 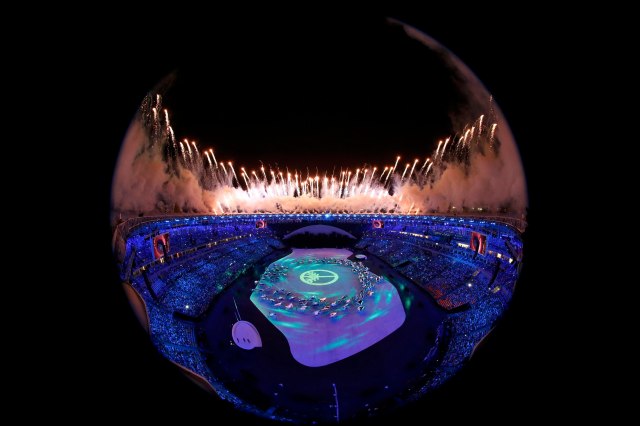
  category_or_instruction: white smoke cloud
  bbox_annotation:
[112,113,526,219]
[391,17,527,213]
[398,149,526,213]
[112,120,211,215]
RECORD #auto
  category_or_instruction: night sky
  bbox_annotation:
[160,18,462,172]
[102,14,536,174]
[62,11,565,425]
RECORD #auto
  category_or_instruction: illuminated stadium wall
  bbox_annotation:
[115,213,523,275]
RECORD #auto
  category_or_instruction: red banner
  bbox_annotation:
[470,232,486,255]
[153,233,170,259]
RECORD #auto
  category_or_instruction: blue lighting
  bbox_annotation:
[117,212,523,422]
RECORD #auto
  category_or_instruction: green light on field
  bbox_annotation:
[404,298,412,310]
[318,337,351,351]
[363,309,386,323]
[272,320,306,329]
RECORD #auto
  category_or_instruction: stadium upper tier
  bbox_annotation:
[114,213,523,267]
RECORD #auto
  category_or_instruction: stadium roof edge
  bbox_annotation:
[113,212,526,250]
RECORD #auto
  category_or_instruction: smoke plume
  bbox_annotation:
[112,92,527,222]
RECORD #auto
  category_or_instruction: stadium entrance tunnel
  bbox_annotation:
[282,224,357,248]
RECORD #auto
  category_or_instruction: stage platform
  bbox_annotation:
[251,248,406,367]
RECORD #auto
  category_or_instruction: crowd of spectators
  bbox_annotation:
[356,228,520,398]
[409,296,506,397]
[155,342,210,377]
[146,303,195,345]
[153,235,281,316]
[125,225,292,420]
[126,223,258,270]
[360,229,517,310]
[119,215,522,415]
[153,339,290,421]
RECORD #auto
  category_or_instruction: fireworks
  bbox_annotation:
[138,93,500,212]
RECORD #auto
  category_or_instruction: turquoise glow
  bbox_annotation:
[272,320,307,329]
[318,337,352,352]
[249,248,406,367]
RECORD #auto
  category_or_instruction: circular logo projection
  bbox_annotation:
[299,269,339,286]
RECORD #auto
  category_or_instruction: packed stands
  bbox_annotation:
[115,212,523,417]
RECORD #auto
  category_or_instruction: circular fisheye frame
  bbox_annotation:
[111,18,527,424]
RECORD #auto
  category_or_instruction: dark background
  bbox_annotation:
[59,10,567,425]
[157,18,466,172]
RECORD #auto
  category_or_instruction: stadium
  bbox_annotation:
[112,212,524,423]
[109,18,529,423]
